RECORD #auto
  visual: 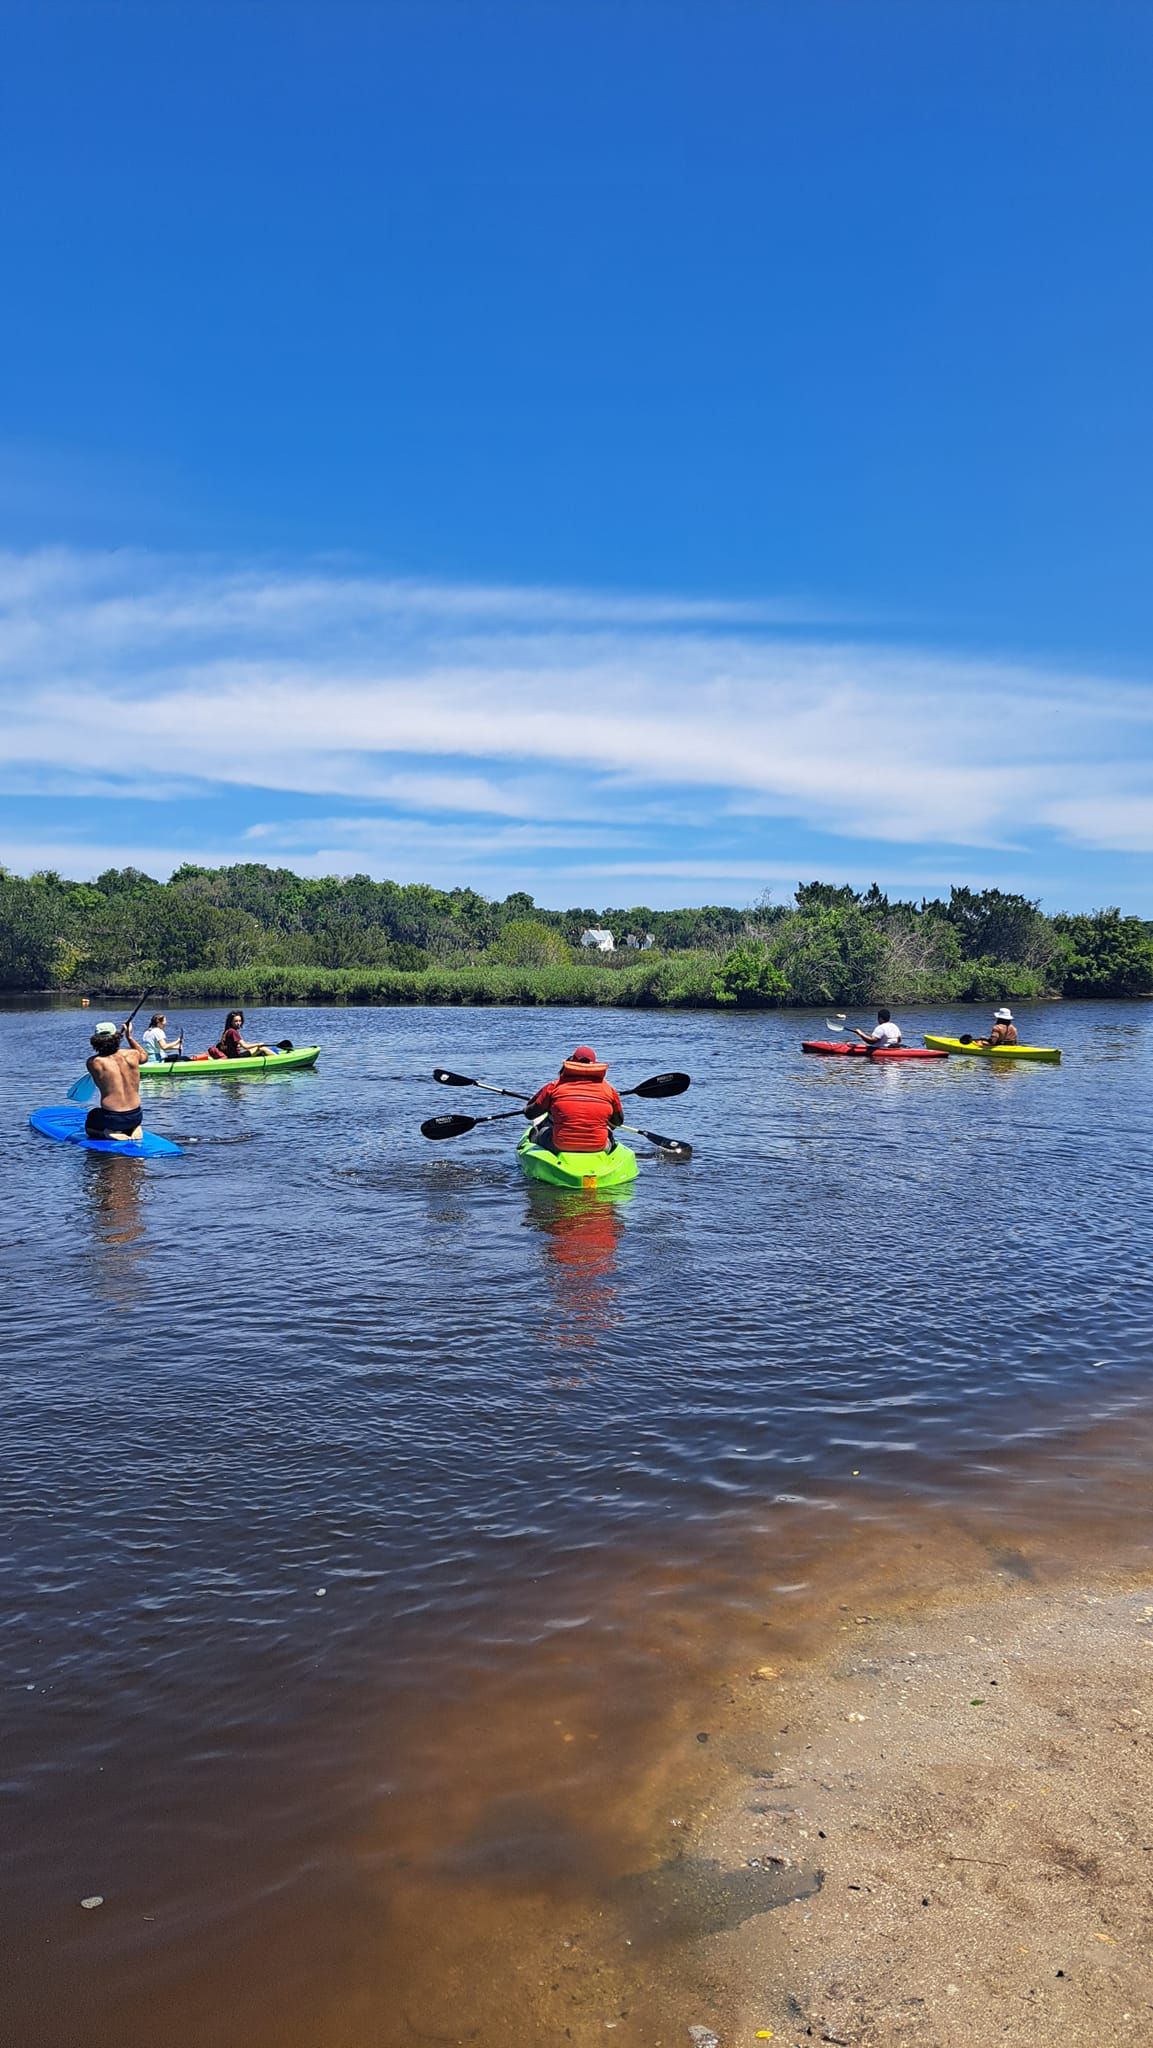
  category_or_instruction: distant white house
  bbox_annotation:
[624,932,656,951]
[579,927,615,952]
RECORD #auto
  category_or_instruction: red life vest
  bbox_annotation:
[526,1057,624,1153]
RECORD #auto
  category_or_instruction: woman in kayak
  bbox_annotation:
[211,1010,276,1059]
[141,1012,182,1063]
[982,1007,1018,1047]
[523,1045,625,1154]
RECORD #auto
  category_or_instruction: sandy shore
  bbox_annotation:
[288,1478,1153,2048]
[665,1559,1153,2048]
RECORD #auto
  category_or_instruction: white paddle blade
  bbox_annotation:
[67,1071,99,1105]
[824,1020,846,1032]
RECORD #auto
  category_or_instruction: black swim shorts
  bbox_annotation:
[85,1104,143,1137]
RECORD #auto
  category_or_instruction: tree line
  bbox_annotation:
[1,863,1151,1004]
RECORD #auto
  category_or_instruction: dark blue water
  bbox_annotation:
[3,1000,1151,2046]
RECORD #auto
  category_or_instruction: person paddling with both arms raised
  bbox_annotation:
[84,1019,147,1142]
[853,1008,902,1051]
[523,1045,624,1154]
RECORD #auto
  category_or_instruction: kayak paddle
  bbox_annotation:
[431,1067,690,1101]
[422,1107,691,1157]
[422,1107,526,1140]
[425,1068,692,1149]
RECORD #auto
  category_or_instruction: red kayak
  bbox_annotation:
[802,1040,948,1060]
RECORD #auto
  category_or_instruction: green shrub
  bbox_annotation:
[485,919,573,968]
[769,906,887,1006]
[713,943,791,1006]
[948,957,1048,1003]
[1051,910,1153,998]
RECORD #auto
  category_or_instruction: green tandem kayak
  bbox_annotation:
[516,1130,638,1190]
[140,1046,321,1078]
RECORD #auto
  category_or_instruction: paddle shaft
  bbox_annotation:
[121,989,154,1035]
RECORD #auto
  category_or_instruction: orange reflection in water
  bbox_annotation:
[521,1184,629,1365]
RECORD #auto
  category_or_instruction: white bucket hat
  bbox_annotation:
[994,1007,1013,1021]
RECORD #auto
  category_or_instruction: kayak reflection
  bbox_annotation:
[521,1184,630,1357]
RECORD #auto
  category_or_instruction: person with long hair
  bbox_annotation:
[214,1011,275,1058]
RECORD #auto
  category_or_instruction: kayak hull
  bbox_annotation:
[141,1046,320,1078]
[516,1132,639,1189]
[802,1040,947,1060]
[30,1104,182,1157]
[923,1036,1061,1063]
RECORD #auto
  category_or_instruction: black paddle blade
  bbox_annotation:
[639,1127,693,1157]
[276,1039,294,1051]
[421,1112,479,1140]
[433,1068,476,1086]
[630,1070,690,1099]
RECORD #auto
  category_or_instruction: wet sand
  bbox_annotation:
[647,1526,1153,2048]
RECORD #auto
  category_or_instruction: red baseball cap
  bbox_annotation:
[570,1045,598,1062]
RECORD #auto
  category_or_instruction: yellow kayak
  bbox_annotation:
[923,1035,1061,1063]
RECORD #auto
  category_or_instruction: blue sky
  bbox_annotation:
[2,1,1152,911]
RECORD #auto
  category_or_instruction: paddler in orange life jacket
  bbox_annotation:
[523,1046,625,1154]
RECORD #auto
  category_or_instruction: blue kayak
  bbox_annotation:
[29,1104,183,1158]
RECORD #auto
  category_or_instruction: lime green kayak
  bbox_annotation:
[516,1131,638,1189]
[923,1035,1061,1063]
[141,1046,321,1078]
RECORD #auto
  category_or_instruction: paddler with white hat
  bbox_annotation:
[981,1007,1018,1048]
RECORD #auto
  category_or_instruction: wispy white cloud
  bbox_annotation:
[2,547,1152,893]
[1039,792,1153,854]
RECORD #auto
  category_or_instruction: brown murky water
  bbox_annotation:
[4,1001,1151,2045]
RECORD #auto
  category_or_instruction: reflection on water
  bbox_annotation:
[3,999,1152,2045]
[81,1154,148,1305]
[523,1184,628,1358]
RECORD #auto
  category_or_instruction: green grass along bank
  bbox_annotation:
[87,950,1139,1010]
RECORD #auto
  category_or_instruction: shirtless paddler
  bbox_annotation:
[85,1019,147,1142]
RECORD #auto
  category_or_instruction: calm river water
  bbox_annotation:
[3,1000,1151,2045]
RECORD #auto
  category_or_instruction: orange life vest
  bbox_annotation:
[526,1058,624,1153]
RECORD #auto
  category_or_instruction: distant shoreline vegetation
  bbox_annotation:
[2,863,1151,1006]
